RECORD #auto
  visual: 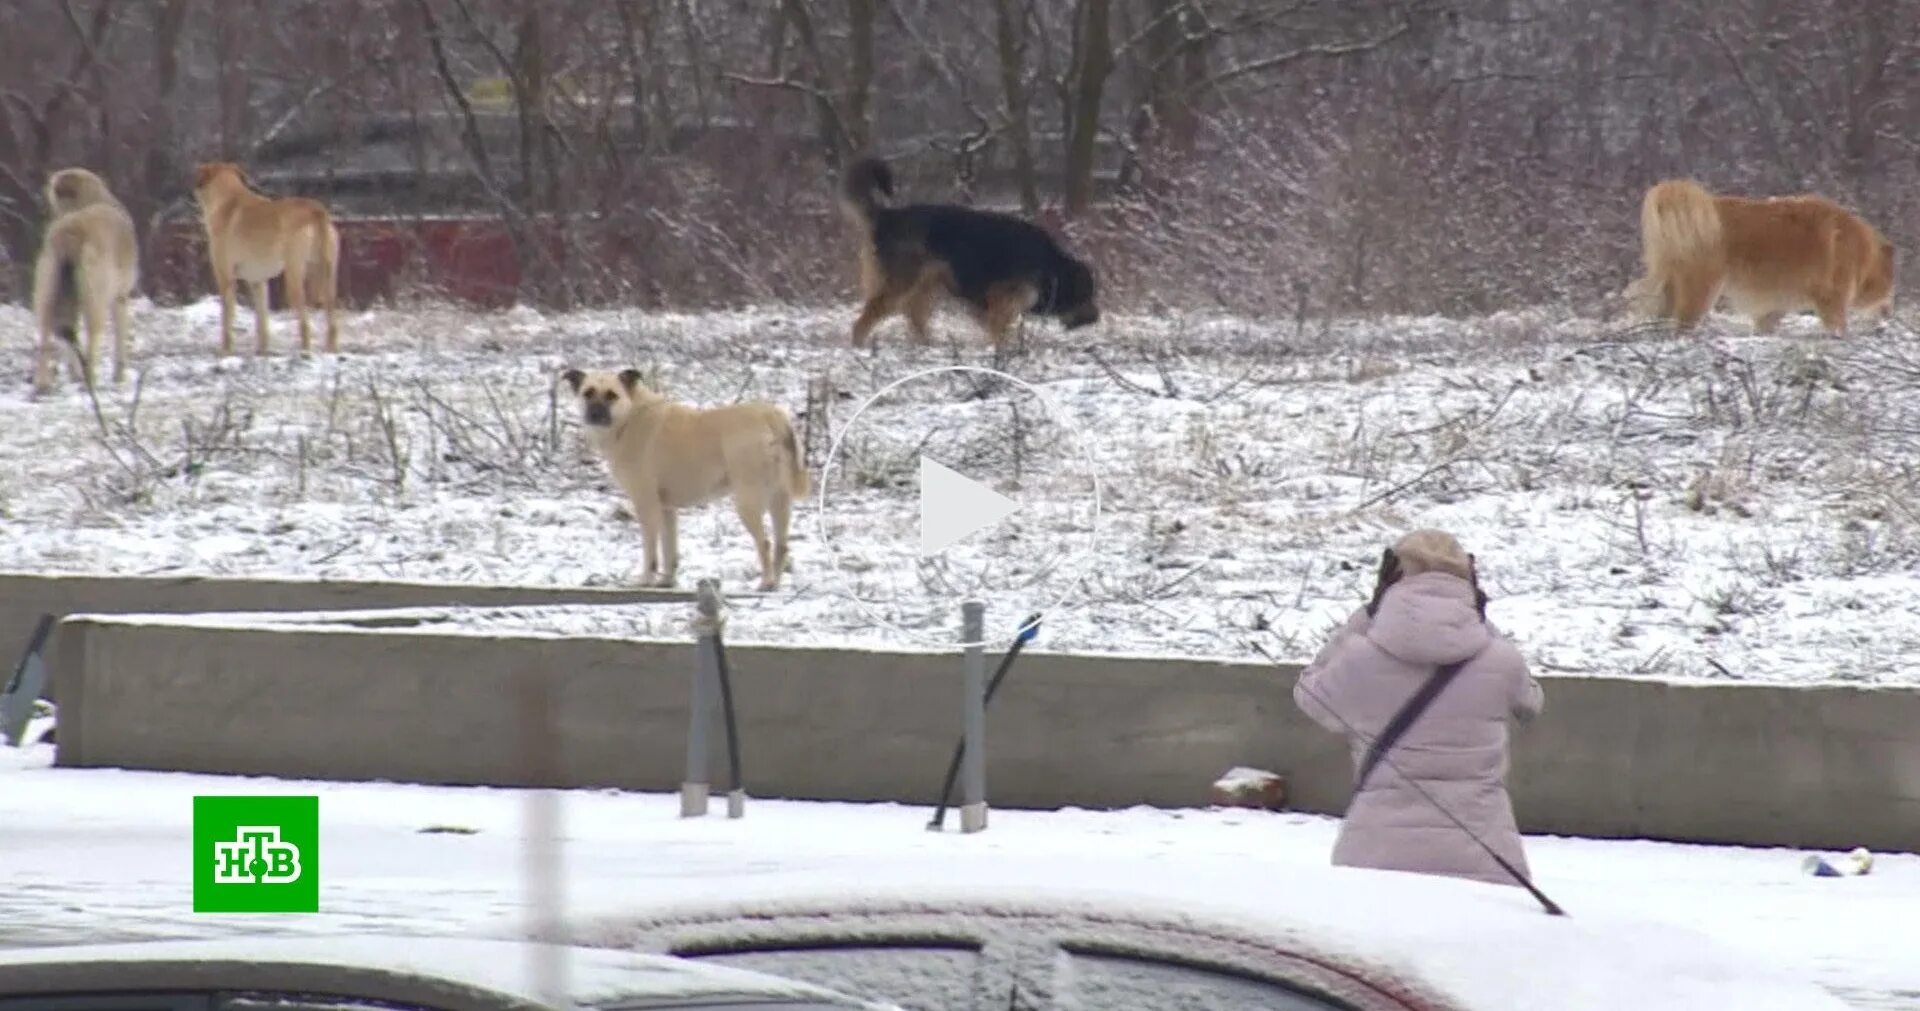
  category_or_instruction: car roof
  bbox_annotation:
[548,861,1855,1011]
[0,935,879,1010]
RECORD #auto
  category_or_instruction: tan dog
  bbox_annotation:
[192,161,341,356]
[1624,179,1894,336]
[30,168,139,394]
[562,368,810,591]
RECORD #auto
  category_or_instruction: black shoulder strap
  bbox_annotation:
[1353,660,1468,796]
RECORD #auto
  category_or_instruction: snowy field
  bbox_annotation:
[1,744,1914,1009]
[2,298,1919,681]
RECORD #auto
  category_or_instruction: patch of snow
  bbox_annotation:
[1,301,1918,683]
[1210,765,1282,790]
[0,752,1915,1007]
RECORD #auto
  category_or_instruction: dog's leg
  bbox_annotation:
[634,497,663,586]
[112,293,132,385]
[770,491,794,579]
[249,280,273,356]
[733,493,776,590]
[850,293,896,351]
[1814,297,1849,338]
[285,257,312,356]
[904,278,939,345]
[78,283,106,387]
[32,327,56,395]
[214,256,237,357]
[1670,273,1718,334]
[1868,300,1893,333]
[658,508,679,587]
[320,235,340,354]
[33,319,63,394]
[982,290,1022,350]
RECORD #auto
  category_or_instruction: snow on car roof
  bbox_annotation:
[555,858,1853,1011]
[0,934,874,1008]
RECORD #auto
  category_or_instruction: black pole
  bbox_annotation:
[4,614,55,697]
[929,614,1040,831]
[1,614,57,747]
[712,627,743,797]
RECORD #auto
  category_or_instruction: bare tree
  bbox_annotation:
[994,0,1042,215]
[1062,0,1113,216]
[0,0,1914,315]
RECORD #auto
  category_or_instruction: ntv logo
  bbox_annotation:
[194,796,320,913]
[213,826,303,885]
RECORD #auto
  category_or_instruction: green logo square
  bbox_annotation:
[193,795,319,913]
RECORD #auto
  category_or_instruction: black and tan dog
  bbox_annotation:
[837,156,1100,349]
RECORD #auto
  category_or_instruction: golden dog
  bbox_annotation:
[1625,179,1894,336]
[562,368,810,591]
[192,161,341,356]
[30,168,139,394]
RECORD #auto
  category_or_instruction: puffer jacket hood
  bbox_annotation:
[1367,571,1490,667]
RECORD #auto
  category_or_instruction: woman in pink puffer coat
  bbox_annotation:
[1294,529,1544,888]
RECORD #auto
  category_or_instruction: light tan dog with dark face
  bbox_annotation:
[563,368,810,591]
[31,168,139,394]
[192,161,341,357]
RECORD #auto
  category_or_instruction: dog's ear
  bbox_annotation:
[193,163,218,190]
[560,368,584,393]
[617,368,643,392]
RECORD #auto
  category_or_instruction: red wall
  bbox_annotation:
[148,216,528,309]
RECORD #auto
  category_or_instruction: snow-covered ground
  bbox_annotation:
[3,299,1919,681]
[1,744,1914,1009]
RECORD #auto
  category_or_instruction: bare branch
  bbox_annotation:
[1190,22,1412,95]
[720,72,829,101]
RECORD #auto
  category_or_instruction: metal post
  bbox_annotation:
[959,600,988,833]
[681,584,720,818]
[704,579,747,820]
[515,669,567,1004]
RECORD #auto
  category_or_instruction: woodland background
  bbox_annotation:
[0,0,1914,315]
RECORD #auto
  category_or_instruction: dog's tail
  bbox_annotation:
[838,155,894,231]
[1640,179,1723,280]
[32,222,85,345]
[777,416,811,499]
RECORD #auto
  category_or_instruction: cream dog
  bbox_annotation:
[563,368,810,590]
[31,168,139,393]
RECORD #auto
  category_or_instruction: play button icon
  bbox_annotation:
[919,457,1020,556]
[814,364,1103,649]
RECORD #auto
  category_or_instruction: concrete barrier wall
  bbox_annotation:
[0,572,688,699]
[49,613,1920,853]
